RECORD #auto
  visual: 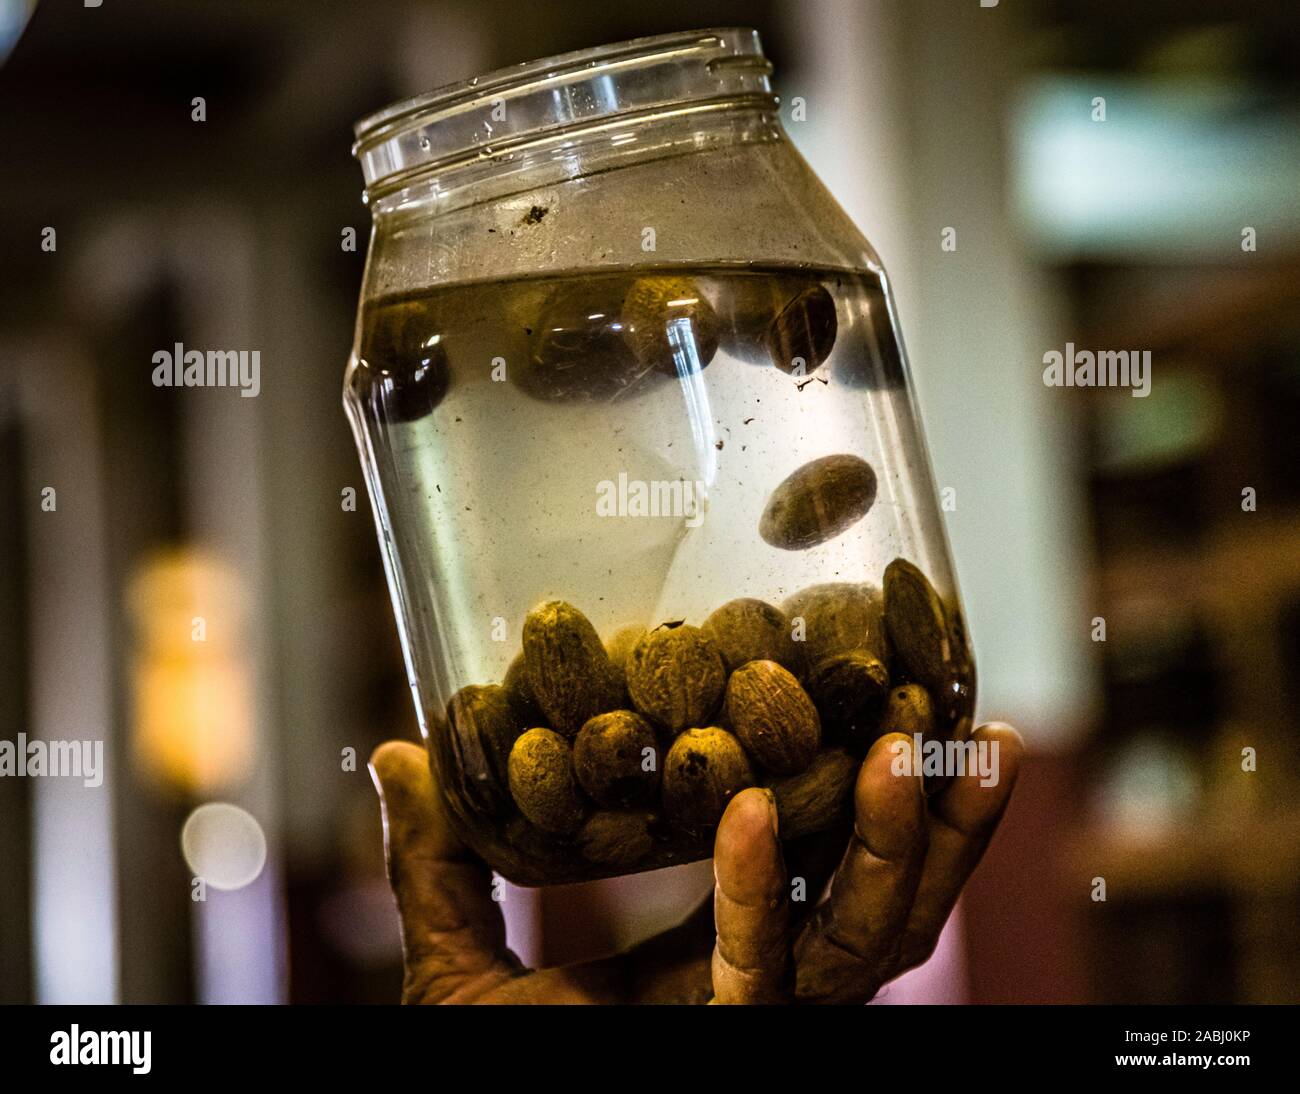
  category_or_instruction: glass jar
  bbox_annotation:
[345,29,974,885]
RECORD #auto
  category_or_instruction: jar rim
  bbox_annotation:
[352,28,774,196]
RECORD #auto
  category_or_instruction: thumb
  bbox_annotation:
[710,787,793,1004]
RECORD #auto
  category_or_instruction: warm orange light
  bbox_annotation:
[126,548,255,795]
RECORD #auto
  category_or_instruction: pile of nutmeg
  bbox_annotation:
[432,559,973,885]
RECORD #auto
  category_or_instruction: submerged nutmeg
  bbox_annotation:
[701,597,805,678]
[805,650,891,750]
[573,710,660,807]
[880,683,935,739]
[626,624,727,733]
[507,727,587,836]
[766,748,858,839]
[782,581,889,665]
[522,600,624,736]
[577,809,658,867]
[661,727,755,832]
[445,684,522,817]
[724,660,821,775]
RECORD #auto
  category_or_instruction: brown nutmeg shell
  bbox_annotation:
[661,727,755,832]
[782,581,889,665]
[766,748,859,840]
[573,710,660,807]
[759,455,877,551]
[507,727,587,835]
[523,600,624,736]
[701,597,805,678]
[805,651,890,751]
[577,809,658,868]
[445,684,523,817]
[724,660,821,775]
[626,624,726,733]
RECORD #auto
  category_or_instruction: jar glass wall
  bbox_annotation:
[345,30,974,885]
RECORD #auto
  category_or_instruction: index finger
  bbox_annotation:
[792,732,928,1003]
[897,722,1023,970]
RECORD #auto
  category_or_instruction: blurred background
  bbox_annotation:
[1,0,1298,1004]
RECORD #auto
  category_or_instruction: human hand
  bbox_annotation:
[369,724,1021,1004]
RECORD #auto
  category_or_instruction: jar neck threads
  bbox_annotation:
[353,28,776,203]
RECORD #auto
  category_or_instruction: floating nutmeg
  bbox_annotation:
[626,624,726,733]
[577,809,657,867]
[573,710,660,807]
[445,684,523,817]
[662,727,755,832]
[520,279,658,401]
[782,581,889,665]
[719,276,837,374]
[701,597,805,678]
[622,275,719,376]
[768,283,838,375]
[605,624,646,671]
[519,275,717,401]
[507,727,587,835]
[523,600,624,736]
[355,297,450,422]
[766,748,859,840]
[759,454,877,550]
[724,660,821,775]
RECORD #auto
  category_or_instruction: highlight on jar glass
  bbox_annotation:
[344,29,975,885]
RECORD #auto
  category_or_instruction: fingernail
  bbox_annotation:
[760,787,780,836]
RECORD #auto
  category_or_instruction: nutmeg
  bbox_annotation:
[604,623,645,706]
[622,275,720,375]
[701,597,805,678]
[661,727,755,832]
[573,710,660,807]
[805,650,890,750]
[782,581,889,665]
[626,624,726,733]
[445,684,523,817]
[355,297,450,422]
[507,727,588,835]
[880,683,935,739]
[883,560,952,690]
[520,279,659,402]
[503,652,544,726]
[759,455,877,551]
[577,809,658,868]
[766,748,858,839]
[605,624,647,671]
[768,283,838,375]
[718,276,837,374]
[724,660,821,775]
[523,600,624,736]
